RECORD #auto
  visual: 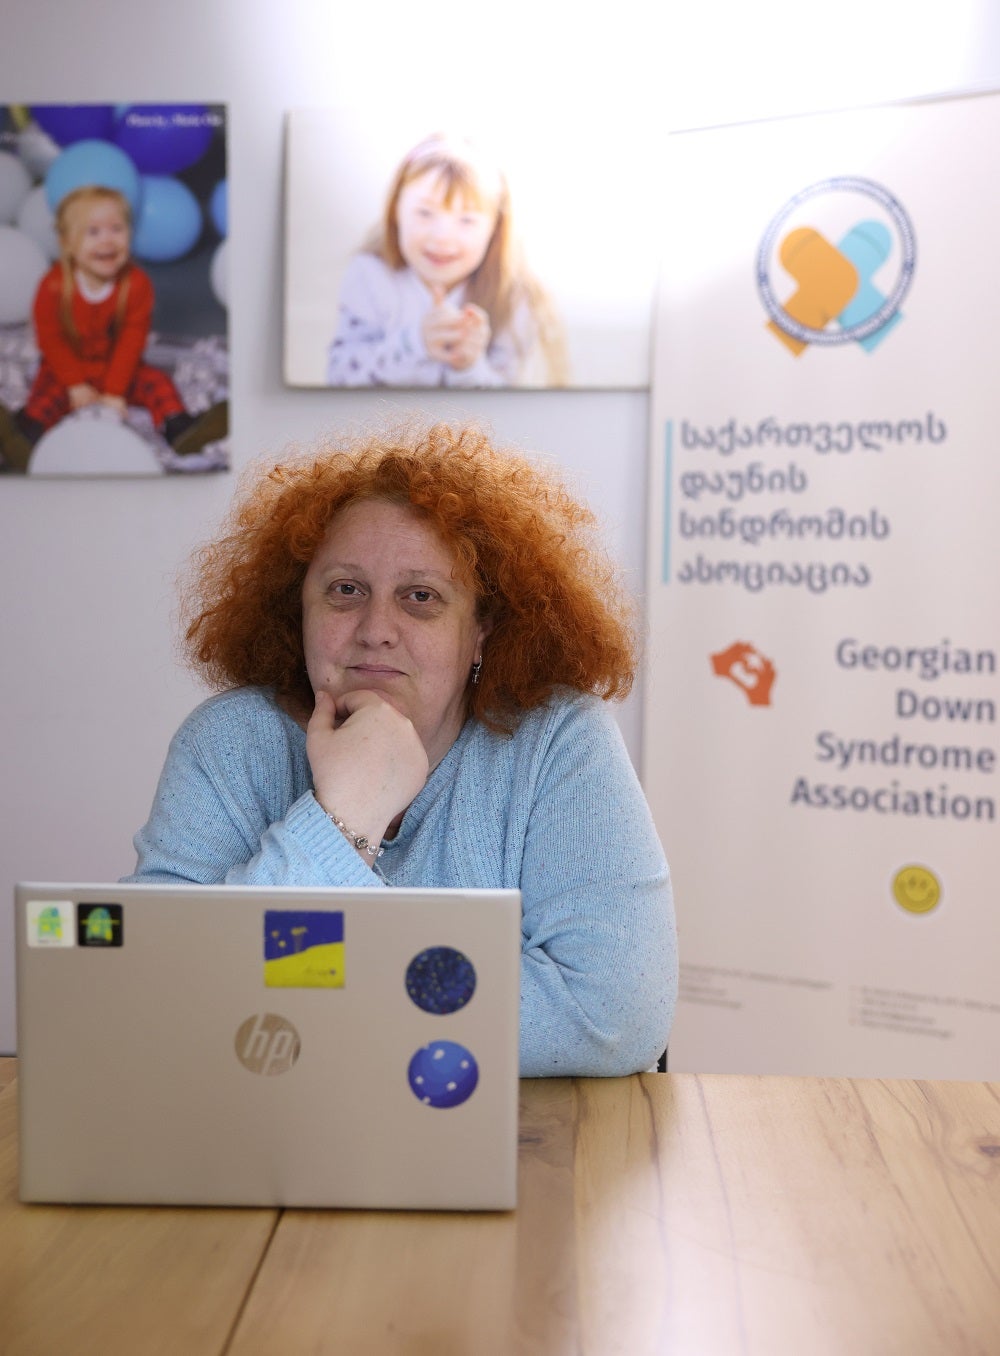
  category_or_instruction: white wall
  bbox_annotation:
[2,0,997,1052]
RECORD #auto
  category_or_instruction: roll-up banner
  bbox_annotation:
[645,93,1000,1078]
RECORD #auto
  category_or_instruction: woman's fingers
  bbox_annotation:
[307,689,430,854]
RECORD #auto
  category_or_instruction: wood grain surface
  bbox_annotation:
[2,1059,998,1355]
[0,1061,278,1356]
[227,1075,1000,1355]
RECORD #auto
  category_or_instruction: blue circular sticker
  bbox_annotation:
[407,1041,479,1108]
[405,946,476,1015]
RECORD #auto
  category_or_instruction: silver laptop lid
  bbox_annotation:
[15,882,521,1210]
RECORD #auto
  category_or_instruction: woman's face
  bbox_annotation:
[395,169,497,294]
[302,499,490,767]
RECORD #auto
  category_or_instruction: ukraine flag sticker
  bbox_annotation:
[264,910,345,988]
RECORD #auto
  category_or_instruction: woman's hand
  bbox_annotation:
[307,688,429,860]
[99,394,127,415]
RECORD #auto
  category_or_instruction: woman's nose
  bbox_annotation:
[355,595,399,645]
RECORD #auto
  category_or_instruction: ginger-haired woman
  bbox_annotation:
[126,422,676,1075]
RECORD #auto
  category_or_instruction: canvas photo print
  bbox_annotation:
[0,102,229,477]
[284,108,654,391]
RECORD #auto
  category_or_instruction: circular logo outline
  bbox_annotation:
[234,1012,301,1076]
[757,176,916,346]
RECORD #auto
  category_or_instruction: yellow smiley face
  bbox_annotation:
[892,865,941,915]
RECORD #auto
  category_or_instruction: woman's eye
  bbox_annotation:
[331,582,360,598]
[405,588,442,607]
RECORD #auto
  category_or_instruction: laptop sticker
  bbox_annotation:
[26,900,76,947]
[264,910,345,988]
[405,946,476,1014]
[77,903,124,947]
[408,1041,479,1108]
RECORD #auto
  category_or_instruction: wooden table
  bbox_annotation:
[1,1057,998,1355]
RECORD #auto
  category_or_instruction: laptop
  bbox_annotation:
[14,882,521,1210]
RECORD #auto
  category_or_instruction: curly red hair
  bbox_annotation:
[182,422,637,731]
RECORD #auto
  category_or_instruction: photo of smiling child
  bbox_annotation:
[286,110,657,390]
[0,101,229,478]
[324,132,566,389]
[0,184,227,471]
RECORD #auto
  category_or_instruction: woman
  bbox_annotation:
[126,422,676,1076]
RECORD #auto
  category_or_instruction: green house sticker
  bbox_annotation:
[77,903,124,947]
[26,900,76,948]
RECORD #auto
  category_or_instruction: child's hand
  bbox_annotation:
[422,288,466,364]
[68,383,99,410]
[422,288,491,370]
[99,394,127,415]
[447,304,491,371]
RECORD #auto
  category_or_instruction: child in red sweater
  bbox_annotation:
[0,185,227,472]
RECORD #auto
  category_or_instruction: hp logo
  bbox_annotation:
[234,1013,301,1076]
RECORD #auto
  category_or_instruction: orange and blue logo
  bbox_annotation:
[757,177,916,356]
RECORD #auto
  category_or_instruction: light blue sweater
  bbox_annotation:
[125,687,677,1077]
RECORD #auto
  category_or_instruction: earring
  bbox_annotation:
[471,658,482,686]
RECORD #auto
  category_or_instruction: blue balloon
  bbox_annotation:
[209,178,227,237]
[31,104,116,147]
[112,104,215,174]
[44,140,142,214]
[131,174,202,262]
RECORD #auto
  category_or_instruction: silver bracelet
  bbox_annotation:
[324,807,384,858]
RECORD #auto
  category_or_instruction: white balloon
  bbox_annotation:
[210,237,228,308]
[0,150,32,224]
[0,225,48,325]
[17,184,58,260]
[16,123,60,180]
[28,407,162,477]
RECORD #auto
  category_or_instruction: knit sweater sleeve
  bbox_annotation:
[122,692,379,889]
[324,255,528,388]
[325,254,445,386]
[514,700,677,1077]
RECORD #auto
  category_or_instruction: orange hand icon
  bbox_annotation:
[710,641,776,707]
